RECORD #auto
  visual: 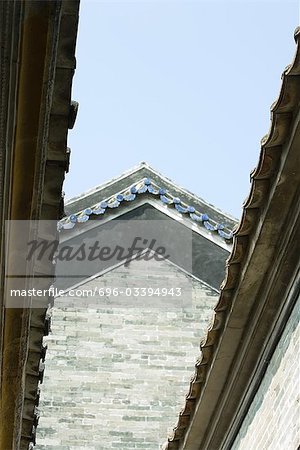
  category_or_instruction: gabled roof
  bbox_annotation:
[61,162,237,245]
[57,164,236,291]
[163,27,300,450]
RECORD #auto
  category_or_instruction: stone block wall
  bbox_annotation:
[232,294,300,450]
[36,257,219,450]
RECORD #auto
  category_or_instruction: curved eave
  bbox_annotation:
[164,27,300,450]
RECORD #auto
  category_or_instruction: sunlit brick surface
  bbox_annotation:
[36,258,218,450]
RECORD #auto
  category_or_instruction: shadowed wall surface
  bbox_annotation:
[232,294,300,450]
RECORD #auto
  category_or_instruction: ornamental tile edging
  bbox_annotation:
[58,178,234,241]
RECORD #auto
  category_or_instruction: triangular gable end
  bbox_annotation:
[57,164,237,290]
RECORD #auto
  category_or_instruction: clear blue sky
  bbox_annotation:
[66,0,299,219]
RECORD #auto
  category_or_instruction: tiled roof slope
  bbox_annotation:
[163,27,300,450]
[64,162,237,230]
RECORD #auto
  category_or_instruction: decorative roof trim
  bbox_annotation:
[59,177,234,241]
[163,27,300,450]
[65,161,237,224]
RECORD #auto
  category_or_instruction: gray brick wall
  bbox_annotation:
[232,294,300,450]
[36,257,219,450]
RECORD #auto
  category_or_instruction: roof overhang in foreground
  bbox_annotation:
[164,27,300,450]
[0,1,79,449]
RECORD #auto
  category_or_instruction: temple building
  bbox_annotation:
[0,2,299,449]
[36,162,236,449]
